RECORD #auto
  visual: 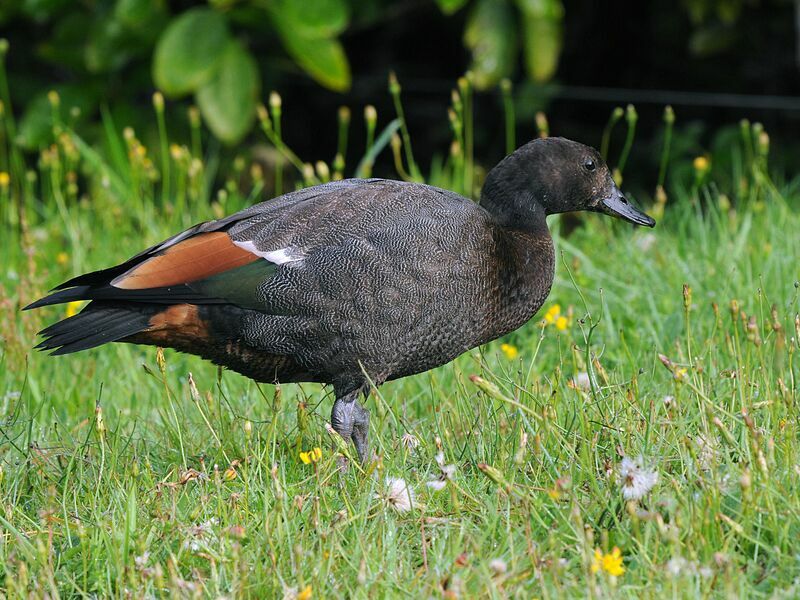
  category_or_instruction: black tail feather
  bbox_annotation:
[23,286,93,310]
[24,283,226,311]
[35,302,151,355]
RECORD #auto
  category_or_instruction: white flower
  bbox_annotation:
[489,558,507,575]
[663,395,675,408]
[666,556,688,577]
[665,556,714,579]
[377,477,415,513]
[572,372,591,390]
[698,566,713,579]
[426,451,456,491]
[618,456,659,500]
[134,552,150,569]
[635,232,657,252]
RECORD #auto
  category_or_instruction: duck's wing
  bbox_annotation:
[25,179,394,312]
[25,179,473,355]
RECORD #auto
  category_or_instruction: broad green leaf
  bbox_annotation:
[520,13,563,82]
[271,0,349,38]
[152,8,229,96]
[516,0,564,18]
[436,0,469,14]
[277,30,351,92]
[84,17,129,73]
[464,0,517,90]
[115,0,167,39]
[196,40,260,144]
[115,0,161,26]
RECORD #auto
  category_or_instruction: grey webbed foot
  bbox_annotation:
[331,392,371,463]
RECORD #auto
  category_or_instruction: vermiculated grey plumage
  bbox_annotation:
[198,178,553,396]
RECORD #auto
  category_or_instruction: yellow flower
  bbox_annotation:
[500,343,518,360]
[693,156,709,172]
[0,172,9,187]
[223,467,237,481]
[673,367,688,382]
[65,300,83,318]
[297,585,312,600]
[544,304,561,324]
[299,447,322,464]
[56,251,69,266]
[591,547,625,577]
[555,315,568,331]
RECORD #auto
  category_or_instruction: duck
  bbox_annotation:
[25,137,655,462]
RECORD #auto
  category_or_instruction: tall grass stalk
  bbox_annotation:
[600,106,624,161]
[459,74,474,197]
[657,105,675,188]
[388,72,422,181]
[153,92,170,206]
[615,104,638,180]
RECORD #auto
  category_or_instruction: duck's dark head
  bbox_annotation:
[481,137,655,230]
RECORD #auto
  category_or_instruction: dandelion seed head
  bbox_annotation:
[377,477,415,513]
[400,432,419,450]
[427,451,457,491]
[666,556,688,577]
[618,456,659,501]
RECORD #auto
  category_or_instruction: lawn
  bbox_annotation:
[2,109,800,598]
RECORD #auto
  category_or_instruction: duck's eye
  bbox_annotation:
[583,158,596,172]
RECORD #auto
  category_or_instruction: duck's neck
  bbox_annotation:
[479,163,549,235]
[482,223,555,342]
[477,164,557,339]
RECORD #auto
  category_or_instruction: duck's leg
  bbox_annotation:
[331,391,371,463]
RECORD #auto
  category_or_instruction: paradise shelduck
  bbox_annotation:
[26,137,655,462]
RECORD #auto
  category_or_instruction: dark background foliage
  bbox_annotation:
[2,0,799,196]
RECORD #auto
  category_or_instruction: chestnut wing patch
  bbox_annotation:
[25,232,280,312]
[112,232,258,290]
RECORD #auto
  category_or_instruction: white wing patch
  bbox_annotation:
[233,240,303,265]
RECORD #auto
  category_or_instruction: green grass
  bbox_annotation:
[2,85,800,597]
